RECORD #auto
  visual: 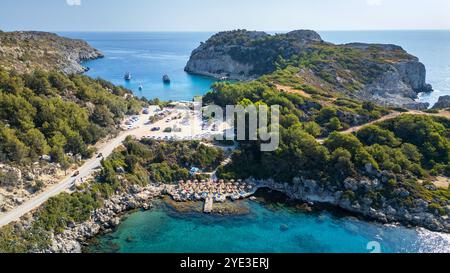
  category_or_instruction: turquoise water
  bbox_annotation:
[60,31,450,105]
[60,32,216,101]
[320,30,450,106]
[87,198,450,253]
[60,31,450,253]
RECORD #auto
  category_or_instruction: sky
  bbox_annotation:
[1,0,450,32]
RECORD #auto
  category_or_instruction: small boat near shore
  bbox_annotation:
[138,84,143,91]
[163,74,171,84]
[124,72,132,81]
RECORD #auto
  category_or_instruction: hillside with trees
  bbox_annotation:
[0,31,103,74]
[0,68,144,166]
[186,29,432,109]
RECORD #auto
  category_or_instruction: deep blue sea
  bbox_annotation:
[60,31,450,253]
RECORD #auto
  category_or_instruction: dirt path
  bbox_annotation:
[317,109,450,144]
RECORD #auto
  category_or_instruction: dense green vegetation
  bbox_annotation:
[0,177,115,252]
[274,43,410,92]
[206,81,449,215]
[204,81,388,137]
[0,69,144,165]
[0,138,224,252]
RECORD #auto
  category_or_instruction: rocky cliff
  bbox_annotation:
[256,175,450,233]
[0,31,103,74]
[185,29,432,109]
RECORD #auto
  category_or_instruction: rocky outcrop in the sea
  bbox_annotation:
[185,29,432,109]
[433,96,450,109]
[253,174,450,233]
[0,31,103,74]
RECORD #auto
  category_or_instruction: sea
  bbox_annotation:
[60,31,450,253]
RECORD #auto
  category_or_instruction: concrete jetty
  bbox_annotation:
[204,196,213,213]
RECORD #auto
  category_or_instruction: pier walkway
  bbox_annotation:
[204,196,214,213]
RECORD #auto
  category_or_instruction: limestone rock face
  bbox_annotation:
[185,29,433,109]
[0,31,103,74]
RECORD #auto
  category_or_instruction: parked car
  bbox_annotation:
[72,171,80,177]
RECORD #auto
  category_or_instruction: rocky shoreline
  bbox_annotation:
[46,171,450,253]
[47,174,449,253]
[46,184,163,253]
[185,29,433,109]
[256,177,450,234]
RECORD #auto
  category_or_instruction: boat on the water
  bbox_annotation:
[124,72,132,81]
[138,84,143,91]
[163,74,171,84]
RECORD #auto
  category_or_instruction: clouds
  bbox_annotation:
[366,0,383,6]
[66,0,81,6]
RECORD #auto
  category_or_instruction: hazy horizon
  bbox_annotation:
[3,29,450,34]
[1,0,450,32]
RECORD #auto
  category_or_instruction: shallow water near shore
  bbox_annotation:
[86,192,450,253]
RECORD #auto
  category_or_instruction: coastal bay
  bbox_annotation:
[86,189,450,253]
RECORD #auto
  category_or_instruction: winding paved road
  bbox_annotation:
[0,107,158,228]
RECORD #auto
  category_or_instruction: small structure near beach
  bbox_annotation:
[166,179,258,213]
